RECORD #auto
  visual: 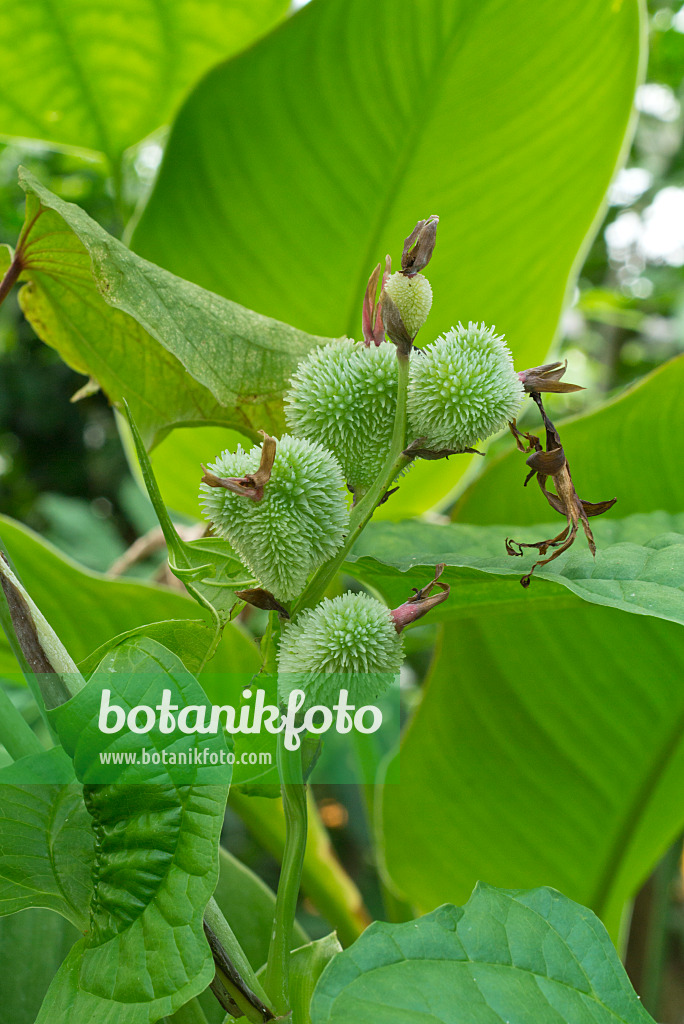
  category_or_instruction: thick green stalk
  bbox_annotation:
[166,997,210,1024]
[0,683,43,760]
[230,788,370,946]
[264,736,308,1015]
[292,351,411,616]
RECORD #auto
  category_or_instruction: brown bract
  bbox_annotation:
[201,431,276,502]
[362,255,391,347]
[401,215,439,275]
[506,392,616,587]
[517,360,585,395]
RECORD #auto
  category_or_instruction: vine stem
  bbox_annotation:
[264,733,308,1015]
[292,351,412,617]
[0,252,22,308]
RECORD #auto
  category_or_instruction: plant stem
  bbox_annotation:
[0,683,43,760]
[293,351,411,616]
[0,251,22,308]
[264,735,308,1015]
[230,788,370,946]
[204,897,271,1009]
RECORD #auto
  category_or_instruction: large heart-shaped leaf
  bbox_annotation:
[347,511,684,627]
[0,0,288,162]
[310,884,655,1023]
[13,171,337,445]
[454,355,684,525]
[132,0,642,515]
[0,757,92,928]
[380,599,684,941]
[38,638,230,1022]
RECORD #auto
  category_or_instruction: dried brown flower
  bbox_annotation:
[506,393,616,587]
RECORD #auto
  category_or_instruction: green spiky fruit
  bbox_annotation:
[384,272,432,337]
[285,339,399,493]
[199,435,349,602]
[278,592,404,710]
[408,322,524,450]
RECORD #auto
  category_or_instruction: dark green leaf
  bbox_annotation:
[310,884,654,1023]
[347,511,684,627]
[0,513,204,676]
[0,754,92,928]
[38,638,230,1022]
[0,910,80,1024]
[133,0,641,515]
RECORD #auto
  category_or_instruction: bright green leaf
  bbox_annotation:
[14,170,338,445]
[132,0,642,516]
[0,0,289,161]
[310,884,654,1024]
[347,511,684,627]
[454,355,684,525]
[380,602,684,941]
[289,933,342,1024]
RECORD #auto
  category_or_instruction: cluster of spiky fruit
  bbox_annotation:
[286,320,523,491]
[199,232,525,705]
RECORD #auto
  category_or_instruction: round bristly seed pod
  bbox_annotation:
[278,592,404,710]
[383,272,432,338]
[285,339,399,493]
[408,322,524,451]
[199,435,349,602]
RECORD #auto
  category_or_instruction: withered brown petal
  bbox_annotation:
[581,497,618,517]
[235,587,289,617]
[525,447,566,475]
[401,215,439,274]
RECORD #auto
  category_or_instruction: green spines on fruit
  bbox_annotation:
[285,339,399,493]
[199,435,349,602]
[408,322,523,450]
[278,592,404,709]
[383,272,432,338]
